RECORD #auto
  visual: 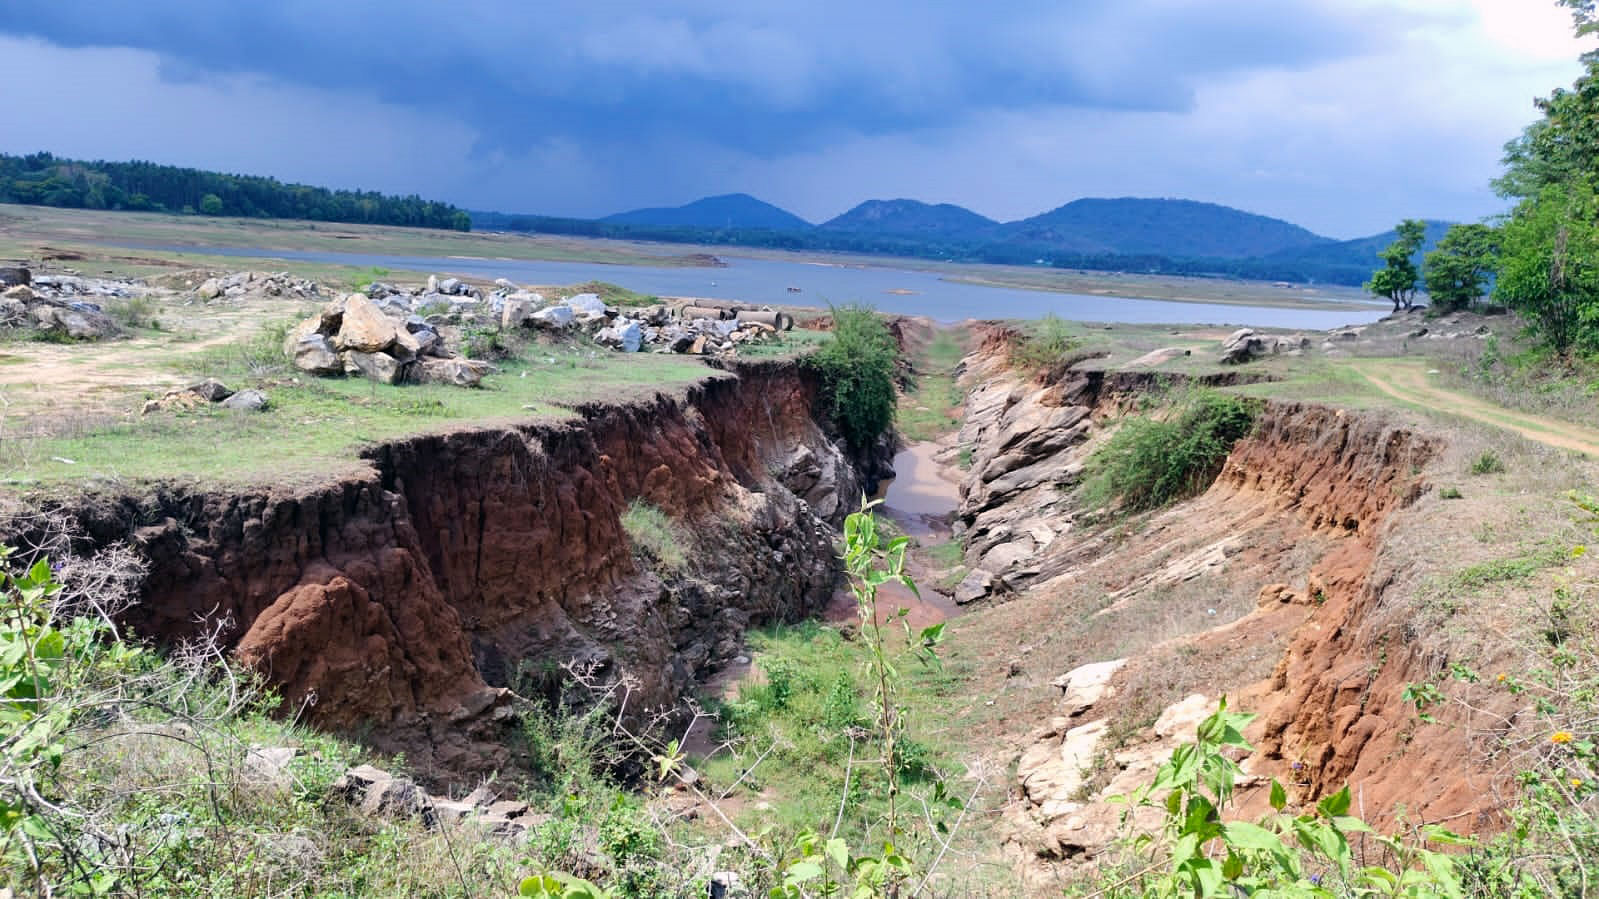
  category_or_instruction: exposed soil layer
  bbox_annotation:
[8,360,879,782]
[942,338,1531,889]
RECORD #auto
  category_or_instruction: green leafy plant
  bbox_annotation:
[1081,390,1260,513]
[1470,451,1506,475]
[1093,698,1472,897]
[807,306,898,450]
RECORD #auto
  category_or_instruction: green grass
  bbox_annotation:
[733,327,830,360]
[0,334,717,488]
[922,538,964,570]
[620,500,687,571]
[896,329,967,443]
[1449,544,1569,590]
[696,620,967,850]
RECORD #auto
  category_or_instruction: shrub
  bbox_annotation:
[1439,486,1464,499]
[1471,450,1507,475]
[104,294,160,330]
[807,305,898,450]
[1009,314,1080,373]
[1081,390,1260,513]
[620,500,686,571]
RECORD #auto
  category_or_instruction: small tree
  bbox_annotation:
[808,305,898,450]
[1423,223,1499,312]
[1366,219,1427,312]
[198,193,224,216]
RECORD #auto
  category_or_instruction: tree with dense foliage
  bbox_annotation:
[1365,219,1427,312]
[807,305,898,450]
[1489,2,1599,353]
[1423,223,1498,312]
[0,151,470,231]
[1495,184,1599,353]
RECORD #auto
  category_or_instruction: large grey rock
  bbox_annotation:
[195,278,223,300]
[565,293,608,317]
[186,378,234,402]
[530,305,575,329]
[415,357,493,388]
[220,389,269,412]
[56,306,120,340]
[438,277,465,295]
[0,266,30,287]
[335,294,400,353]
[346,350,405,385]
[292,334,342,374]
[500,297,530,330]
[597,319,643,352]
[955,568,994,604]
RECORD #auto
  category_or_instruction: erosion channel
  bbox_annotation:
[7,316,1569,895]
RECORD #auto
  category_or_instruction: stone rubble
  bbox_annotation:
[356,276,797,358]
[0,268,124,340]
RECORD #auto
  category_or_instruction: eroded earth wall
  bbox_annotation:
[15,361,869,778]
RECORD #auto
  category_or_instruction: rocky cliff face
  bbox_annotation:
[18,361,872,780]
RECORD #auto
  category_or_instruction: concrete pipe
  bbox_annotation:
[735,309,794,331]
[678,304,733,321]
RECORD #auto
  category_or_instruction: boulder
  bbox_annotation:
[3,284,34,302]
[954,568,993,604]
[292,334,342,375]
[335,294,401,352]
[186,378,234,402]
[597,320,643,352]
[345,351,405,385]
[501,297,530,330]
[415,357,493,388]
[0,297,23,324]
[530,305,575,329]
[196,278,223,300]
[565,293,608,317]
[220,389,269,412]
[0,266,31,287]
[56,307,120,340]
[438,277,464,295]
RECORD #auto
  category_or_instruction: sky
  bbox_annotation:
[0,1,1589,238]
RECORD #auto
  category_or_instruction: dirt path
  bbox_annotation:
[1350,358,1599,456]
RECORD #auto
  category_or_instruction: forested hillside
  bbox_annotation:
[0,151,471,230]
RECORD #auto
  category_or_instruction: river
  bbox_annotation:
[134,243,1386,329]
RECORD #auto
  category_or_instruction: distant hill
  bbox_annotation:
[478,195,1461,288]
[601,193,810,230]
[1266,220,1453,267]
[997,198,1332,260]
[820,199,997,240]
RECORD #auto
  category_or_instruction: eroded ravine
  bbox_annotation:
[7,359,890,784]
[934,328,1514,891]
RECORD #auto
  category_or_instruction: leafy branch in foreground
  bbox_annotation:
[1086,698,1472,898]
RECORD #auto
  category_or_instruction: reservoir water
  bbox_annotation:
[135,243,1387,330]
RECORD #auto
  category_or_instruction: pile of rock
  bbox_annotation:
[142,378,267,415]
[511,298,794,356]
[0,268,121,340]
[331,763,548,839]
[1219,328,1310,364]
[284,293,493,387]
[194,271,321,302]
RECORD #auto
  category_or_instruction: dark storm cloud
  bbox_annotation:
[2,1,1384,155]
